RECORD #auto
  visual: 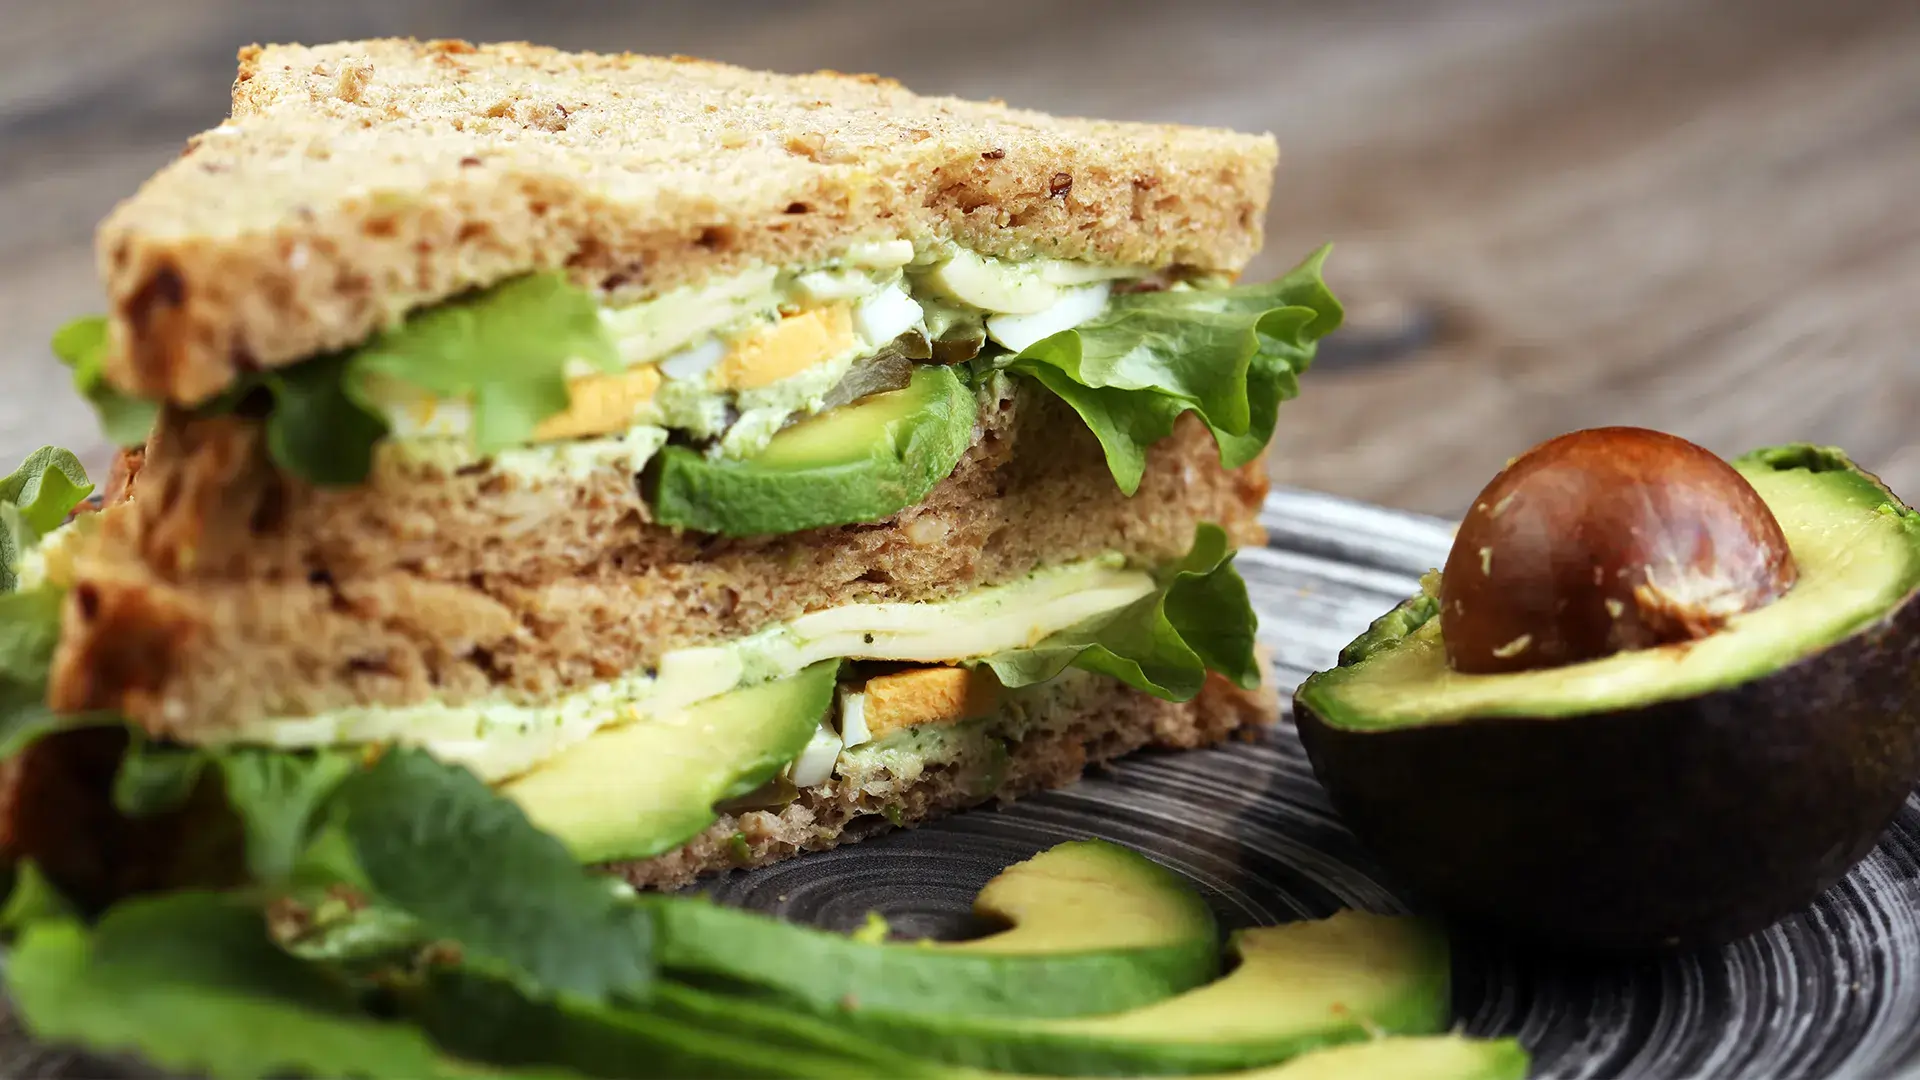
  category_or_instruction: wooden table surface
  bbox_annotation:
[2,0,1915,517]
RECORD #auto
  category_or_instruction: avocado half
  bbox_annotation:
[1294,445,1920,949]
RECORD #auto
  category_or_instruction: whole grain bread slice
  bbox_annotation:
[99,38,1278,406]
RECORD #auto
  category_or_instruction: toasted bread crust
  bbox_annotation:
[98,39,1277,405]
[48,385,1269,736]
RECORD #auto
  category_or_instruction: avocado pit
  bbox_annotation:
[1294,438,1920,949]
[1442,427,1797,675]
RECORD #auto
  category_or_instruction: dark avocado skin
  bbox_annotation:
[1295,585,1920,951]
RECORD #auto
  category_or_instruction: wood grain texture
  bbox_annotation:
[1,0,1915,515]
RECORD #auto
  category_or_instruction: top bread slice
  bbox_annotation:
[96,38,1279,406]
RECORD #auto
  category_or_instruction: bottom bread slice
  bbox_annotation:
[617,666,1279,891]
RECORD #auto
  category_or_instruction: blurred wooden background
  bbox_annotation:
[1,0,1915,516]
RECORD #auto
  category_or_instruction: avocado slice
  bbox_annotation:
[801,909,1449,1075]
[1295,445,1920,947]
[650,363,976,536]
[1215,1036,1529,1080]
[501,660,838,864]
[651,839,1219,1019]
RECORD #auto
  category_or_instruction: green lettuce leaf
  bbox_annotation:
[995,246,1342,494]
[50,317,162,449]
[112,734,210,818]
[346,273,621,456]
[984,523,1259,701]
[259,353,394,487]
[0,586,68,758]
[0,860,76,933]
[1,445,94,594]
[53,273,623,488]
[213,748,361,883]
[5,892,524,1080]
[334,748,656,1001]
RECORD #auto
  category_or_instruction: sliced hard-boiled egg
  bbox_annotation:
[711,304,856,391]
[786,716,844,788]
[793,269,877,303]
[658,338,728,382]
[922,249,1061,314]
[854,285,924,345]
[1039,260,1149,287]
[858,666,1000,745]
[533,365,664,441]
[985,282,1112,352]
[384,393,475,440]
[844,239,916,269]
[837,686,871,749]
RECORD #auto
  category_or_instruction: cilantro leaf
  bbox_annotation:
[984,523,1259,700]
[50,317,161,449]
[998,246,1342,494]
[335,748,655,1001]
[5,892,514,1080]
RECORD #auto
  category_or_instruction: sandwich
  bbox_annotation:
[0,39,1339,902]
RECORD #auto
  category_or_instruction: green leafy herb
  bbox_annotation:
[5,892,508,1080]
[0,446,94,539]
[50,317,161,449]
[0,586,68,758]
[214,749,360,883]
[985,523,1259,701]
[0,860,76,933]
[112,736,209,818]
[348,273,621,455]
[1,445,94,594]
[335,748,655,1001]
[995,247,1342,494]
[54,273,623,488]
[260,353,393,487]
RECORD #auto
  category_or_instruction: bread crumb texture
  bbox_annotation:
[97,39,1278,404]
[49,383,1271,736]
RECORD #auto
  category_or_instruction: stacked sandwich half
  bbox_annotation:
[1,39,1338,894]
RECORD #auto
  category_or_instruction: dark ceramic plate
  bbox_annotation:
[6,489,1920,1080]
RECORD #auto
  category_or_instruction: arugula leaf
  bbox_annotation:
[112,736,209,818]
[984,523,1259,700]
[335,748,655,1001]
[997,246,1342,494]
[6,891,517,1080]
[50,317,161,449]
[214,748,360,883]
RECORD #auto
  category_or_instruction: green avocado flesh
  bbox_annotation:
[651,840,1219,1019]
[815,910,1451,1075]
[1300,448,1920,729]
[1212,1035,1530,1080]
[500,660,838,863]
[650,363,976,536]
